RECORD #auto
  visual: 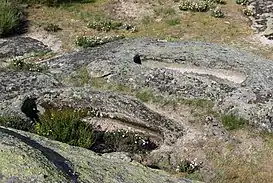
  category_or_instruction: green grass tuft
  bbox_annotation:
[8,57,48,72]
[141,16,154,25]
[221,114,247,130]
[154,6,176,17]
[35,108,95,148]
[0,0,23,37]
[165,17,181,26]
[136,88,155,102]
[75,35,125,48]
[69,67,90,86]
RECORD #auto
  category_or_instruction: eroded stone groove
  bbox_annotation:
[43,38,273,131]
[144,60,246,84]
[38,88,183,144]
[4,38,273,132]
[3,35,273,182]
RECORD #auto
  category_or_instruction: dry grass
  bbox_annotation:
[25,0,257,52]
[210,150,273,183]
[131,0,252,43]
[206,129,273,183]
[27,0,110,51]
[146,98,273,183]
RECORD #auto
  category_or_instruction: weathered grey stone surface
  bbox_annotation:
[0,69,183,145]
[43,38,273,132]
[0,70,63,101]
[3,37,273,131]
[2,36,273,182]
[248,0,273,38]
[0,126,198,183]
[37,87,183,141]
[0,37,50,59]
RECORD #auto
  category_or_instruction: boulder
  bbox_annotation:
[0,126,200,183]
[0,37,50,59]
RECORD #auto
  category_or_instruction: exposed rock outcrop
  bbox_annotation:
[43,38,273,132]
[2,36,273,182]
[0,37,50,59]
[248,0,273,39]
[0,126,199,183]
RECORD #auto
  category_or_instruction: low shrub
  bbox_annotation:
[87,20,122,32]
[75,35,125,48]
[179,0,210,12]
[0,0,24,37]
[236,0,248,5]
[178,0,191,11]
[8,58,48,72]
[44,23,62,32]
[18,0,95,6]
[91,129,157,154]
[35,108,95,148]
[242,8,254,16]
[87,20,137,32]
[208,0,226,4]
[176,159,203,173]
[178,0,226,13]
[211,7,225,18]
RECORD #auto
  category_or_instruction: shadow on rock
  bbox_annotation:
[0,126,78,183]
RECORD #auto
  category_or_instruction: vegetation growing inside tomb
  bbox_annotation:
[35,108,95,148]
[91,129,158,154]
[0,106,158,154]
